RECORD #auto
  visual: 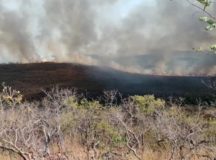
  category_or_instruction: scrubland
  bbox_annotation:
[0,85,216,160]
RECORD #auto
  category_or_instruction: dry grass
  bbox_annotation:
[0,147,212,160]
[0,87,215,160]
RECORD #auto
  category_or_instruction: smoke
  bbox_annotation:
[0,0,216,75]
[0,0,40,62]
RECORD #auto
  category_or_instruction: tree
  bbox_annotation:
[186,0,216,52]
[0,86,70,160]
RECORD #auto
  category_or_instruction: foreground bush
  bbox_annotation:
[0,86,216,160]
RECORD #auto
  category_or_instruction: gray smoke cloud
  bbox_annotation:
[0,0,40,62]
[0,0,215,75]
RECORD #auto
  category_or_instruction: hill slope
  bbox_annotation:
[0,62,215,101]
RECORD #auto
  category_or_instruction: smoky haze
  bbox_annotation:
[0,0,215,75]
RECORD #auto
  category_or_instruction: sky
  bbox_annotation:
[111,0,156,18]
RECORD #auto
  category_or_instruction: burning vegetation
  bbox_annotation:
[0,62,215,104]
[0,0,216,159]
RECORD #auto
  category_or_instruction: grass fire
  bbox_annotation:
[0,0,216,160]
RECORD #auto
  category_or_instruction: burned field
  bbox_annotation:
[0,62,215,103]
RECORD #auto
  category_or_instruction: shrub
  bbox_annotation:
[63,95,79,109]
[0,87,216,160]
[80,98,102,110]
[0,83,23,107]
[131,95,165,114]
[96,120,125,147]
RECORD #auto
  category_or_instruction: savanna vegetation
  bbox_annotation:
[0,1,216,160]
[0,84,216,160]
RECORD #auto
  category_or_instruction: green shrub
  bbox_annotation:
[64,96,102,111]
[0,84,23,107]
[131,95,165,114]
[80,98,102,110]
[96,120,125,146]
[63,96,79,109]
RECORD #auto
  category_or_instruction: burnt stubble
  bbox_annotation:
[0,62,215,103]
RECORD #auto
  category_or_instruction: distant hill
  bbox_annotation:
[92,51,216,76]
[0,62,215,103]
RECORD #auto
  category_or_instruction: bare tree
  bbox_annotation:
[103,90,119,107]
[0,86,73,160]
[154,105,215,160]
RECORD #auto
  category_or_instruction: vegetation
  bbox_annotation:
[187,0,216,52]
[0,85,216,160]
[0,1,215,160]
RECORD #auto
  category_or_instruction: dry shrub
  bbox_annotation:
[0,86,215,160]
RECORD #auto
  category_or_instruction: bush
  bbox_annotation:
[0,83,23,107]
[0,87,216,160]
[131,95,165,114]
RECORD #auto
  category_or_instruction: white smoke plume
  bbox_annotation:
[0,0,215,75]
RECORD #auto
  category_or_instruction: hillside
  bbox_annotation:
[0,62,215,102]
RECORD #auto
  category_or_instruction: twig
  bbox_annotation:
[186,0,216,20]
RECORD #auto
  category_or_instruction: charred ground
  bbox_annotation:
[0,62,215,103]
